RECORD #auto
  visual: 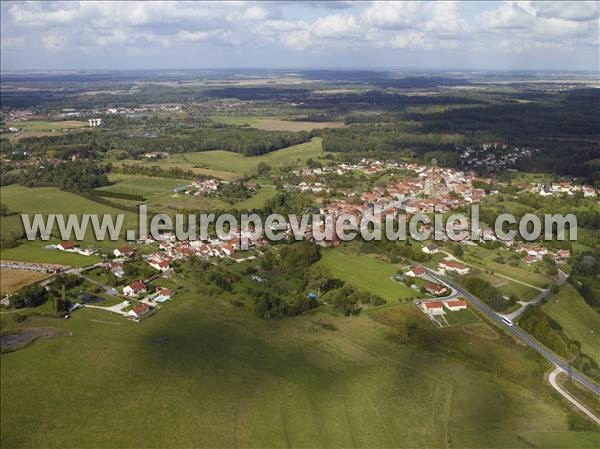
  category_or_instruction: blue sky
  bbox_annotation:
[1,1,598,71]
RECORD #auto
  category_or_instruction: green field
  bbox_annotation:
[1,288,595,448]
[211,116,345,132]
[543,284,600,364]
[115,138,325,180]
[6,120,88,131]
[317,248,422,302]
[96,173,189,200]
[0,185,136,257]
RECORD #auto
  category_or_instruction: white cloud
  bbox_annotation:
[1,1,598,66]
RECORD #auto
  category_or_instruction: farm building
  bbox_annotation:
[57,241,77,251]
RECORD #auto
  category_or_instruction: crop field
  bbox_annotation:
[115,138,325,180]
[543,284,600,364]
[317,248,422,302]
[1,287,595,449]
[0,269,50,295]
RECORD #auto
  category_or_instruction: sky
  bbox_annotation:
[1,1,599,71]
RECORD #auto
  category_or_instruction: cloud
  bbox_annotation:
[1,1,598,67]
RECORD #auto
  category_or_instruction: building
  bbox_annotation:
[425,283,448,296]
[422,244,439,255]
[149,259,171,272]
[155,288,173,303]
[123,281,146,297]
[439,260,470,275]
[444,299,467,311]
[57,241,77,251]
[114,246,135,258]
[405,265,426,278]
[128,303,152,319]
[420,301,445,315]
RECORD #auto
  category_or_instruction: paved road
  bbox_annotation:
[423,267,600,397]
[548,366,600,424]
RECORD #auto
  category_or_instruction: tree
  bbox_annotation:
[454,245,464,257]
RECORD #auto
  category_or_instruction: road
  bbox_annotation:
[548,367,600,425]
[423,267,600,397]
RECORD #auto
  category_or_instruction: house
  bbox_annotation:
[154,288,173,303]
[422,244,439,255]
[425,283,448,296]
[439,260,470,275]
[522,255,539,264]
[149,259,171,272]
[108,262,125,278]
[420,301,445,315]
[444,299,467,311]
[123,281,146,297]
[405,265,426,278]
[114,246,135,258]
[556,249,571,260]
[128,303,152,319]
[57,241,77,251]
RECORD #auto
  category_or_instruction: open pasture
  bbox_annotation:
[1,288,593,449]
[114,138,325,180]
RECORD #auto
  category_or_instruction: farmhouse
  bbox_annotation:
[123,281,146,297]
[405,265,426,278]
[439,260,470,275]
[444,299,468,311]
[128,303,152,319]
[420,301,445,315]
[114,246,135,258]
[422,244,439,255]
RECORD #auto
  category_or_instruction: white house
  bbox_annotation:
[405,265,426,278]
[114,246,135,258]
[123,281,146,297]
[128,303,151,319]
[57,241,77,252]
[422,244,439,255]
[439,260,470,275]
[420,301,445,315]
[444,299,467,311]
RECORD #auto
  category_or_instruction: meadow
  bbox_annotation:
[317,248,423,302]
[211,116,346,132]
[115,138,325,180]
[6,120,88,131]
[1,185,136,259]
[543,284,600,364]
[1,288,596,449]
[96,173,189,201]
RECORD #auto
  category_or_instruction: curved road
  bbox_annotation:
[424,267,600,397]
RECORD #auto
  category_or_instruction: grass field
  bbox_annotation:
[317,248,423,302]
[543,284,600,364]
[1,287,595,448]
[0,269,50,295]
[0,185,136,258]
[96,173,189,200]
[6,120,88,131]
[114,138,325,180]
[211,116,345,131]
